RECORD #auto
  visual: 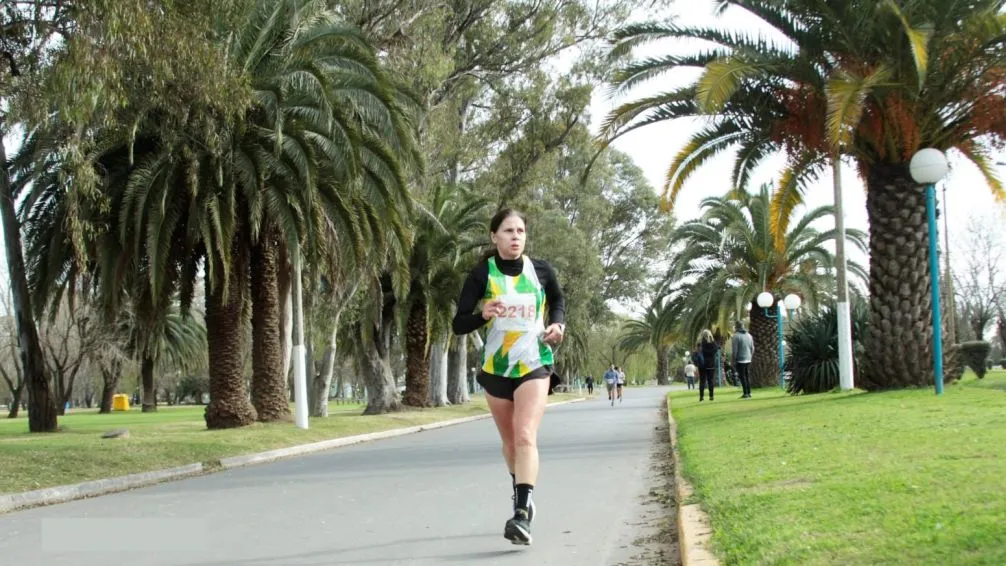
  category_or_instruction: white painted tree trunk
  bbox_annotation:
[447,334,469,404]
[832,153,855,391]
[428,337,449,406]
[281,278,293,393]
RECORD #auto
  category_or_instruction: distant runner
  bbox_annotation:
[603,365,618,406]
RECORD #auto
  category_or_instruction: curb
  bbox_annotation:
[1,396,586,515]
[0,463,204,515]
[667,396,720,566]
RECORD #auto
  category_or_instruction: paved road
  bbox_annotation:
[1,387,673,565]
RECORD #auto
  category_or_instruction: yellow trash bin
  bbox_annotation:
[112,394,130,411]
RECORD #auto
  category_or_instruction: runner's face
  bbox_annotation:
[492,215,526,260]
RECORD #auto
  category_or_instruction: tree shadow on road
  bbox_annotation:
[183,533,526,565]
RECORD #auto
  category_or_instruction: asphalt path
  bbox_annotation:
[1,386,673,565]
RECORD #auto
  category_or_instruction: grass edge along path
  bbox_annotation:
[1,394,582,497]
[668,373,1006,566]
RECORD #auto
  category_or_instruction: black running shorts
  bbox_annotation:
[478,366,553,401]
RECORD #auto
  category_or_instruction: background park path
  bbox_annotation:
[1,387,679,565]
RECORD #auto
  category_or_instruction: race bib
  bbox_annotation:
[491,293,539,332]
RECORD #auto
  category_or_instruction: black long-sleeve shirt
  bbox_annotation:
[452,255,565,335]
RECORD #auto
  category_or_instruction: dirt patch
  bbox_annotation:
[610,403,681,565]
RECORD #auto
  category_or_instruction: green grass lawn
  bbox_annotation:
[0,394,580,495]
[669,371,1006,566]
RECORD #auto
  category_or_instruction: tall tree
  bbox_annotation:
[401,184,488,407]
[953,215,1005,341]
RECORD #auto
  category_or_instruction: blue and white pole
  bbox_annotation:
[910,149,950,396]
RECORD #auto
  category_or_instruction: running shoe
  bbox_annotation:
[504,508,532,545]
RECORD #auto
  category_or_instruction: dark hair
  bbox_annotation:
[480,208,528,262]
[489,207,527,233]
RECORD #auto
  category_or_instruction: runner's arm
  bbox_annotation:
[537,260,566,327]
[452,264,489,335]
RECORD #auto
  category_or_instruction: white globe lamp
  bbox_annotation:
[784,294,802,311]
[756,291,774,309]
[909,148,948,184]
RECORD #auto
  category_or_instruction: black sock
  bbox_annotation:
[510,473,516,497]
[515,483,534,511]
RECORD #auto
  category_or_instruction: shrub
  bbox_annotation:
[785,300,869,395]
[960,341,992,379]
[1000,359,1006,370]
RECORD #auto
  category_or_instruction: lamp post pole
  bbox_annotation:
[757,292,801,390]
[910,148,950,395]
[926,183,944,395]
[776,302,785,389]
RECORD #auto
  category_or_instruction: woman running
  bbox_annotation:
[452,208,566,546]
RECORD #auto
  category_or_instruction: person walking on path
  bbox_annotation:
[603,365,618,406]
[699,330,719,401]
[453,208,566,546]
[684,360,697,390]
[585,375,594,396]
[615,366,625,402]
[731,320,755,398]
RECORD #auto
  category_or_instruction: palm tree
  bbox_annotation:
[617,297,677,385]
[663,185,868,387]
[602,0,1006,389]
[401,184,490,407]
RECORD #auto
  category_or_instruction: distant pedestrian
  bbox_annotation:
[731,320,755,399]
[585,375,594,395]
[615,366,625,402]
[684,361,697,390]
[699,330,719,401]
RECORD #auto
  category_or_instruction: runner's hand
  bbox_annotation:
[542,323,564,345]
[481,299,504,320]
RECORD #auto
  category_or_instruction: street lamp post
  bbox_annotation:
[910,148,950,395]
[757,292,802,389]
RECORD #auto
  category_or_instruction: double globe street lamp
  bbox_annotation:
[756,292,802,389]
[909,148,950,395]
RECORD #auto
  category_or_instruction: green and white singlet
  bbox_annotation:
[481,256,554,377]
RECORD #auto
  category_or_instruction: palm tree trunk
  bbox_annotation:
[655,345,669,385]
[402,298,430,407]
[749,300,780,388]
[861,166,934,390]
[141,355,157,412]
[447,334,469,405]
[204,237,257,429]
[428,337,449,406]
[250,230,290,422]
[0,137,57,432]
